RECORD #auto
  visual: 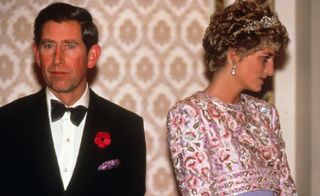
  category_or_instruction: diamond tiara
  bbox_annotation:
[234,15,280,35]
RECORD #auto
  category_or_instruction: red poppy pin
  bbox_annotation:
[94,131,111,149]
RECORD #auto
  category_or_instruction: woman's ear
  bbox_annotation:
[227,48,239,65]
[87,44,101,69]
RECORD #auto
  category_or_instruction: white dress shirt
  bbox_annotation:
[46,85,89,190]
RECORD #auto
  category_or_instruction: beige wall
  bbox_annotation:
[1,0,318,195]
[275,0,319,195]
[274,0,297,179]
[310,0,320,195]
[0,0,212,195]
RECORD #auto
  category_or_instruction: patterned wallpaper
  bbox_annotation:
[0,0,212,195]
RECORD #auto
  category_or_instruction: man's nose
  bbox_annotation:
[53,46,64,65]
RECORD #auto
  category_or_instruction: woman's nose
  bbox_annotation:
[265,62,274,77]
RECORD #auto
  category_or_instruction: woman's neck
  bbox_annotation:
[205,70,242,104]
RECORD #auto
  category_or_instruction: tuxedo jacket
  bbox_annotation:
[0,88,146,196]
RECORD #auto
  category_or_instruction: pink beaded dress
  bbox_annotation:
[167,91,297,196]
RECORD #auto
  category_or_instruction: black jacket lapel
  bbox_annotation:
[30,89,63,195]
[66,90,115,195]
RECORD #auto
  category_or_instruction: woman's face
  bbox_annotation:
[236,47,276,92]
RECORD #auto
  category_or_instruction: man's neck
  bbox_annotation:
[48,84,88,106]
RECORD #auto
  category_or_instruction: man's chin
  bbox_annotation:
[48,85,74,94]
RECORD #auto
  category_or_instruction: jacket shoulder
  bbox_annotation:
[90,90,143,121]
[0,90,44,115]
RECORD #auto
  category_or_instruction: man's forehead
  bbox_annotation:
[40,21,83,41]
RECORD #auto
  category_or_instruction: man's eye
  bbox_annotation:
[64,44,76,49]
[43,43,54,49]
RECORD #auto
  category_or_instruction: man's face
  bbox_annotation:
[33,20,95,98]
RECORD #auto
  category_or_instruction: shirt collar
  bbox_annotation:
[46,84,90,114]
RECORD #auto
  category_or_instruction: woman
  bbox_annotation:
[166,0,297,195]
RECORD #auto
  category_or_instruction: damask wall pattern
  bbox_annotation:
[0,0,212,195]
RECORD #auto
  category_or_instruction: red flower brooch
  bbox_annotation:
[94,131,111,149]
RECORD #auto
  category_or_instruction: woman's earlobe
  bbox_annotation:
[227,48,239,64]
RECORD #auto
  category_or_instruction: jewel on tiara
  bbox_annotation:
[234,15,280,35]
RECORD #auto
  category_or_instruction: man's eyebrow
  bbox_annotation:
[63,40,80,44]
[39,39,55,44]
[39,39,80,45]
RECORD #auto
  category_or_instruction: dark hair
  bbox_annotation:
[33,2,99,52]
[202,0,289,71]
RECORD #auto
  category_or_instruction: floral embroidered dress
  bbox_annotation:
[166,91,297,196]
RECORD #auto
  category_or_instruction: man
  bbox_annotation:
[0,2,146,196]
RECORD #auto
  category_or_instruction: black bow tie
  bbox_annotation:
[50,99,87,126]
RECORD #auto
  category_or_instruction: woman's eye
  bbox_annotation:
[262,56,270,63]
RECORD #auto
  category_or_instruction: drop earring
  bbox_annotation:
[231,63,237,76]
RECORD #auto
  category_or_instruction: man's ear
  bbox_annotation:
[87,44,101,69]
[33,43,41,67]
